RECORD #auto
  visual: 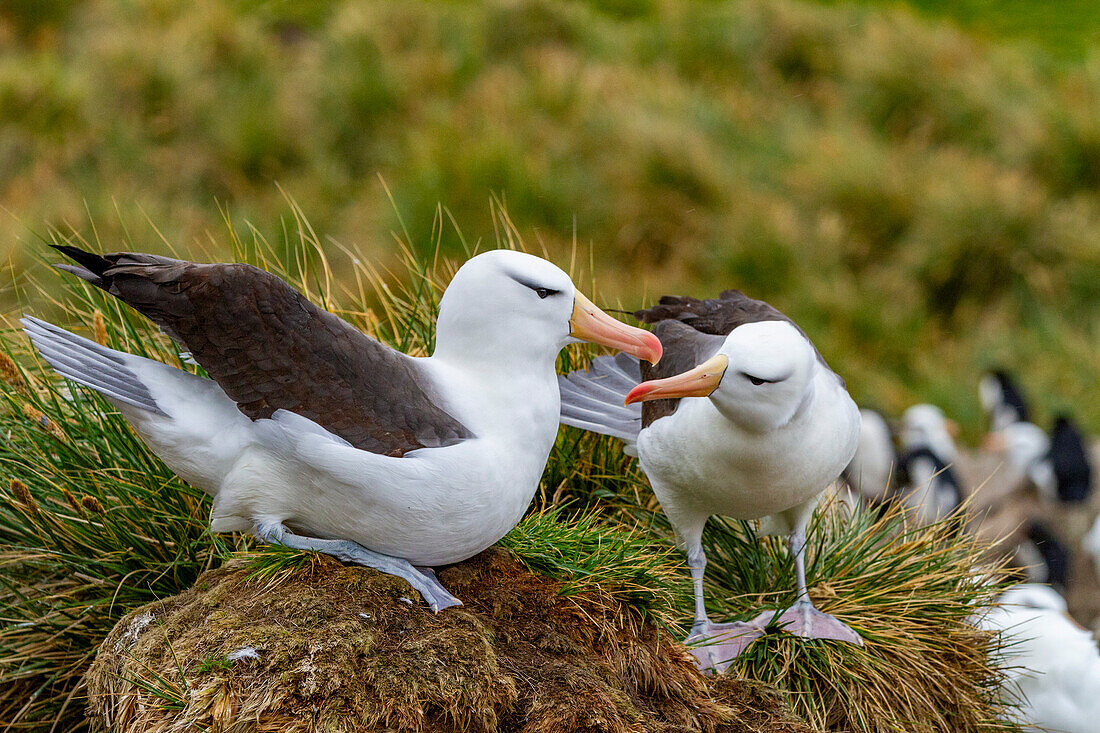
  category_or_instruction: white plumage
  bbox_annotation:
[844,407,897,505]
[1083,516,1100,578]
[986,421,1057,500]
[974,584,1100,733]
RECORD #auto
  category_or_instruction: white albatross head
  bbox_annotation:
[625,320,818,431]
[901,404,960,462]
[433,249,661,369]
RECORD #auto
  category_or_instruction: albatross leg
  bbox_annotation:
[254,522,462,612]
[767,529,862,645]
[683,542,763,673]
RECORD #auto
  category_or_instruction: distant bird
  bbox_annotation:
[979,370,1030,432]
[25,247,662,611]
[897,404,963,525]
[843,408,899,506]
[1083,515,1100,577]
[984,420,1056,500]
[560,290,862,672]
[1049,415,1092,504]
[973,584,1100,733]
[1014,521,1070,593]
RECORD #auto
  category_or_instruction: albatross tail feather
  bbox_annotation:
[558,353,643,454]
[22,315,253,498]
[21,316,167,416]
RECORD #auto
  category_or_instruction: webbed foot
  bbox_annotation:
[685,620,765,673]
[255,523,462,612]
[763,600,862,644]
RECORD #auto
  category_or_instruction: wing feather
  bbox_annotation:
[50,246,473,456]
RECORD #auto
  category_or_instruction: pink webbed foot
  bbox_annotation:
[685,621,766,674]
[759,600,863,645]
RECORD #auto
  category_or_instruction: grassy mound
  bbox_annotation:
[1,221,1020,732]
[87,548,808,733]
[697,505,1015,732]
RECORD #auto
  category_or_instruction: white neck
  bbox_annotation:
[421,350,562,446]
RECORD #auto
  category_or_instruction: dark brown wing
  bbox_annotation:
[634,290,828,427]
[633,289,795,336]
[52,246,473,456]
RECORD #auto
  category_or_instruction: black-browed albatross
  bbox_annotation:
[24,246,662,611]
[560,290,862,672]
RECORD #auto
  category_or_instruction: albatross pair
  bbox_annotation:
[24,246,661,611]
[561,290,863,671]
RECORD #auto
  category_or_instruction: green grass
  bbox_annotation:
[0,0,1099,436]
[817,0,1100,59]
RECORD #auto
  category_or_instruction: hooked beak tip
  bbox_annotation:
[640,332,663,365]
[624,384,651,405]
[569,291,663,364]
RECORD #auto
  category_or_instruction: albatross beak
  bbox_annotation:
[624,354,729,405]
[570,291,662,364]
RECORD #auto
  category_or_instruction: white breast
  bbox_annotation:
[638,367,859,521]
[204,355,563,567]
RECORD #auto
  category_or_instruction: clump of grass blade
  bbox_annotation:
[690,498,1020,732]
[499,505,689,628]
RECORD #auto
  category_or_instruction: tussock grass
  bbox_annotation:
[700,501,1018,732]
[499,505,689,624]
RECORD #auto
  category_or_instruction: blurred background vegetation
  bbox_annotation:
[0,0,1098,435]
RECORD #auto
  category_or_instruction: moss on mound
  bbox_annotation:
[85,548,809,733]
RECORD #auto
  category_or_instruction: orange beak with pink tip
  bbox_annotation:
[569,291,663,364]
[625,354,730,405]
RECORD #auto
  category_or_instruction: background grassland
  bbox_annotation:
[0,0,1099,434]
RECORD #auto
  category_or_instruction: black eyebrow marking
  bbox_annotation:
[509,273,561,298]
[741,371,789,385]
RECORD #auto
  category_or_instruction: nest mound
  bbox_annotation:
[86,548,809,733]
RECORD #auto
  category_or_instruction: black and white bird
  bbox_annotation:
[984,420,1056,499]
[979,370,1031,432]
[985,414,1093,505]
[560,290,862,672]
[24,246,661,611]
[1014,521,1070,593]
[897,404,963,525]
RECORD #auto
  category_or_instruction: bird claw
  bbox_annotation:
[404,566,463,612]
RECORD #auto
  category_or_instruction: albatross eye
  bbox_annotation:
[532,286,560,299]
